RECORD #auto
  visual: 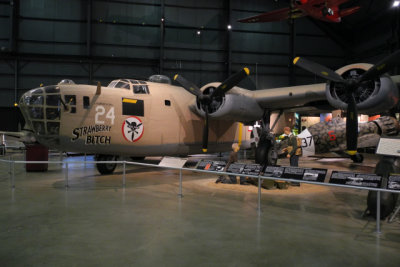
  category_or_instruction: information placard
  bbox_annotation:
[196,160,226,171]
[329,171,382,188]
[263,166,285,178]
[387,175,400,190]
[376,137,400,157]
[226,163,246,174]
[302,168,327,182]
[281,167,305,180]
[159,156,188,168]
[241,164,263,176]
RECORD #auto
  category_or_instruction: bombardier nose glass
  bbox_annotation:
[19,85,61,144]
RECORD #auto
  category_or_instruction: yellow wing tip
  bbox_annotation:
[202,149,208,153]
[347,150,357,156]
[244,67,250,75]
[293,57,300,64]
[173,74,178,80]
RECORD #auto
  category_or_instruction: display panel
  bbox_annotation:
[329,171,382,188]
[196,160,226,172]
[387,176,400,190]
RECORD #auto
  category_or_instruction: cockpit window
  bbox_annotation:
[115,81,131,89]
[107,79,150,94]
[133,85,149,94]
[108,81,118,88]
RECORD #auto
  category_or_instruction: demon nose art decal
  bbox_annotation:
[122,116,144,142]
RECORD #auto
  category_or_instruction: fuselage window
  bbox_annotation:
[133,85,149,94]
[64,95,76,113]
[165,100,171,106]
[83,96,90,109]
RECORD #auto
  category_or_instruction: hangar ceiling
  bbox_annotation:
[0,0,398,115]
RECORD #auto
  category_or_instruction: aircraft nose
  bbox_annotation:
[19,85,61,144]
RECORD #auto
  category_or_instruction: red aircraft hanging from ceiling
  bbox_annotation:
[238,0,360,23]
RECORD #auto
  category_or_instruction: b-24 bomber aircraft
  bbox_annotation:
[18,50,400,174]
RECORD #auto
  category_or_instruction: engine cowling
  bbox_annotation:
[189,82,263,123]
[326,63,399,113]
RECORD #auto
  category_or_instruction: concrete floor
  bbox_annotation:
[1,152,400,266]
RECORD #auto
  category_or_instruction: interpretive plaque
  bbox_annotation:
[281,167,304,179]
[241,164,263,176]
[302,168,327,182]
[263,166,285,178]
[329,171,382,188]
[196,160,226,171]
[226,163,246,174]
[388,175,400,190]
[376,137,400,157]
[159,156,188,168]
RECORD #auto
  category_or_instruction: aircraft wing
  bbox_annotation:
[251,83,328,112]
[238,7,306,23]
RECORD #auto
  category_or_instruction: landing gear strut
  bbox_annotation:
[255,110,280,166]
[366,156,399,219]
[95,154,118,174]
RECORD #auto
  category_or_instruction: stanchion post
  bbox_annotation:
[258,177,261,213]
[65,162,69,189]
[8,155,12,174]
[376,191,381,234]
[178,169,183,198]
[122,161,126,188]
[11,161,15,189]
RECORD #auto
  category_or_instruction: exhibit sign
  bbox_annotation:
[301,168,327,182]
[329,171,382,188]
[263,166,285,178]
[225,163,263,176]
[226,163,245,174]
[241,164,263,176]
[387,176,400,190]
[376,137,400,157]
[159,156,188,168]
[281,167,304,180]
[263,166,327,182]
[196,160,226,171]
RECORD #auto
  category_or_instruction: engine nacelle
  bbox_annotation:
[189,83,263,123]
[326,63,399,113]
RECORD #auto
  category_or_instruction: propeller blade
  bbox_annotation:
[346,93,358,155]
[173,74,202,97]
[359,50,400,82]
[293,57,345,83]
[212,67,250,97]
[202,110,209,153]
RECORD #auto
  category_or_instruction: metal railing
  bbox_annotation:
[1,156,399,234]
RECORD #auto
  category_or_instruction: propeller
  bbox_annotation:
[174,68,250,152]
[293,50,400,155]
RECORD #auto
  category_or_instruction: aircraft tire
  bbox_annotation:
[367,191,398,219]
[350,153,364,163]
[267,147,278,166]
[255,141,269,165]
[95,154,118,174]
[366,156,400,219]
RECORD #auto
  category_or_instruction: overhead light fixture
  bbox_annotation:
[227,24,232,30]
[196,30,201,35]
[393,0,400,7]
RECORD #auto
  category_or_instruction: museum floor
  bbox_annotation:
[1,152,400,266]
